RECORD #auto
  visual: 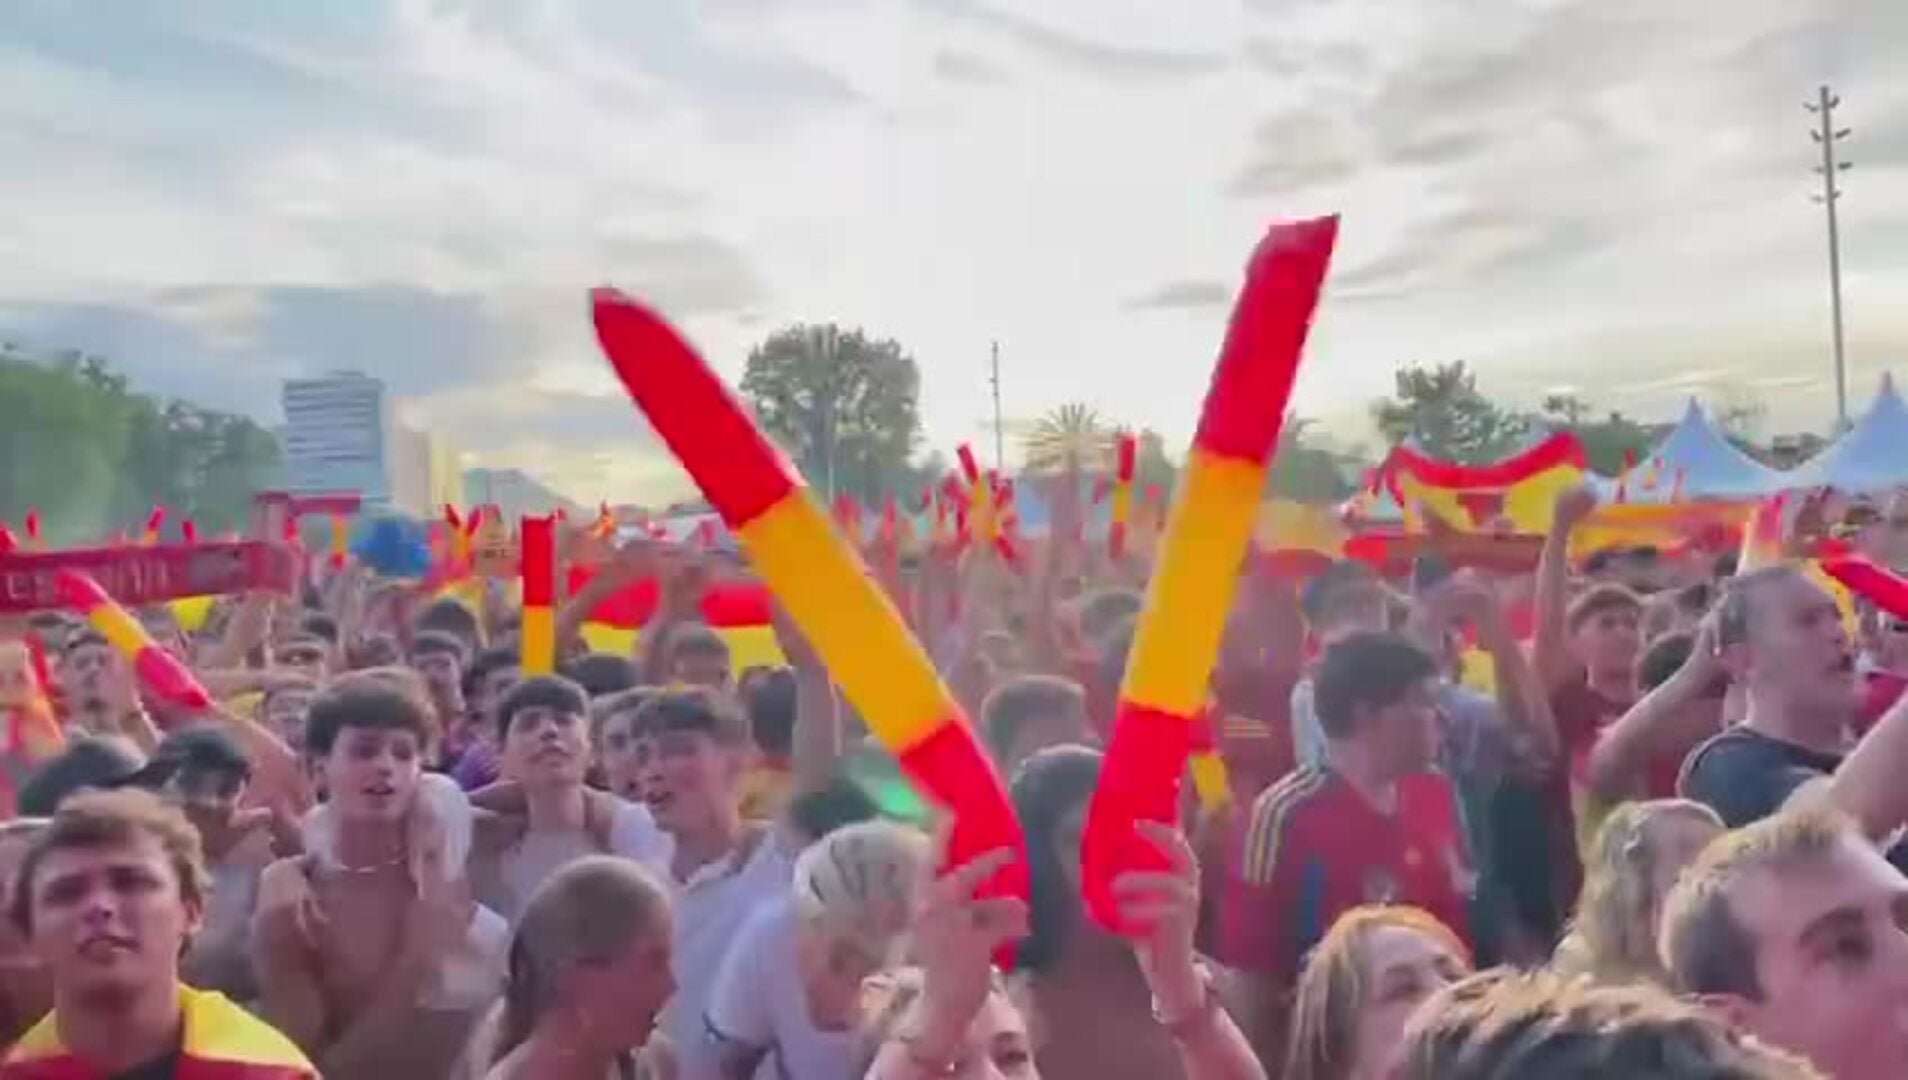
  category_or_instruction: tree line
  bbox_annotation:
[0,345,281,544]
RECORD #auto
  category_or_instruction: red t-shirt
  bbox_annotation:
[1216,766,1471,984]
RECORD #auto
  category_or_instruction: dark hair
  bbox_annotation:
[628,687,749,745]
[11,788,209,937]
[562,652,640,699]
[140,723,252,787]
[982,676,1086,763]
[18,737,149,817]
[463,646,521,701]
[667,622,730,664]
[1009,745,1103,974]
[298,613,340,645]
[414,597,482,651]
[409,629,469,667]
[1313,632,1438,740]
[1096,617,1137,701]
[1077,589,1144,646]
[1566,583,1643,634]
[304,670,440,758]
[59,628,110,659]
[496,675,589,741]
[1638,631,1696,692]
[1712,550,1741,580]
[744,667,797,757]
[784,775,881,844]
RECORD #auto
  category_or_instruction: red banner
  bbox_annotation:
[0,543,295,613]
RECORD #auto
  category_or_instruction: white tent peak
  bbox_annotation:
[1795,374,1908,493]
[1623,397,1781,501]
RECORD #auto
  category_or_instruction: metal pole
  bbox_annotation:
[989,340,1004,471]
[1808,85,1852,432]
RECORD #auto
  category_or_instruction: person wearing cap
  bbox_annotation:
[143,725,275,1003]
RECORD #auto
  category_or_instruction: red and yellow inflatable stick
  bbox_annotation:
[520,514,557,676]
[142,505,166,546]
[55,569,212,713]
[1081,216,1338,932]
[1108,431,1137,560]
[592,289,1028,911]
[327,513,350,568]
[22,509,39,550]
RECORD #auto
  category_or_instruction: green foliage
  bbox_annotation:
[740,324,923,503]
[0,346,281,543]
[1371,361,1530,465]
[1268,417,1359,502]
[1539,394,1659,475]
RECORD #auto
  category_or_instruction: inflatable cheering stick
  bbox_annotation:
[1108,431,1137,561]
[520,514,557,675]
[592,291,1029,918]
[1819,550,1908,622]
[1081,216,1339,933]
[55,569,212,713]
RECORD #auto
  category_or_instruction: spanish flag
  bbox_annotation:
[3,986,316,1077]
[1383,432,1588,534]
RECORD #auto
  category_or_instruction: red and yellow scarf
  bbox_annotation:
[1,987,315,1079]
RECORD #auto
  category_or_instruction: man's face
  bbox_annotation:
[273,638,330,679]
[1730,836,1908,1080]
[411,651,463,702]
[598,710,646,801]
[1571,603,1642,679]
[1001,705,1090,774]
[1742,575,1859,715]
[58,644,121,713]
[27,834,201,1002]
[1370,676,1442,776]
[633,728,739,837]
[473,666,522,732]
[501,705,588,788]
[1869,613,1908,672]
[670,649,731,691]
[321,727,424,822]
[163,767,247,850]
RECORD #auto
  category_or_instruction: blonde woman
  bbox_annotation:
[1553,798,1723,985]
[1284,906,1472,1080]
[706,820,928,1079]
[479,856,677,1080]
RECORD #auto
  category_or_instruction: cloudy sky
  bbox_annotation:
[2,0,1905,499]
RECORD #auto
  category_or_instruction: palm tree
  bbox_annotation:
[1021,403,1115,475]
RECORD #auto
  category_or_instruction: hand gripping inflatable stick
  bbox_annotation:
[591,291,1030,921]
[55,569,212,713]
[1081,216,1339,933]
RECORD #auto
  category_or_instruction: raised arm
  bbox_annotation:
[1533,486,1597,690]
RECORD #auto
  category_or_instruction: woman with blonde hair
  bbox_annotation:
[479,855,677,1080]
[1553,798,1723,985]
[706,820,928,1079]
[1284,905,1472,1080]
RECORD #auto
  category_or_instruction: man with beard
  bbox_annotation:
[2,789,313,1077]
[468,676,670,923]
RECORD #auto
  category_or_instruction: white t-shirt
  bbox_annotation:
[661,829,796,1080]
[705,898,857,1080]
[480,800,673,923]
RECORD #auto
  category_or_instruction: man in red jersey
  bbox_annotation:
[1217,632,1472,1063]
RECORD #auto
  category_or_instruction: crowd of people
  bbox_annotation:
[0,478,1905,1079]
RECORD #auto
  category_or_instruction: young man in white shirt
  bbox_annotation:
[468,675,671,922]
[629,687,793,1080]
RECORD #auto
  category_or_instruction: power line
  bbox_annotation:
[1806,84,1853,433]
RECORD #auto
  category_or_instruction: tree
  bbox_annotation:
[0,350,280,542]
[1133,429,1176,492]
[1268,417,1357,502]
[740,324,923,503]
[1022,403,1110,474]
[1539,394,1659,475]
[1371,361,1528,464]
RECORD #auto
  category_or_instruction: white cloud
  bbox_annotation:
[1,0,1906,502]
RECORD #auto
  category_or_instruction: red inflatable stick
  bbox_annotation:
[55,570,211,713]
[1820,553,1908,622]
[1081,216,1339,934]
[591,290,1029,933]
[1108,431,1137,561]
[520,515,557,675]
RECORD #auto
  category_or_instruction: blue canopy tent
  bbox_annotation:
[1793,375,1908,493]
[1625,399,1786,502]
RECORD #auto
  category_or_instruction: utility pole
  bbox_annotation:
[989,340,1004,471]
[1807,85,1853,432]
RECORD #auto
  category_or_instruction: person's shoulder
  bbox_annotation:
[1238,766,1334,885]
[181,987,318,1073]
